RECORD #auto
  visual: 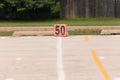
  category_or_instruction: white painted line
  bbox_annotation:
[5,78,15,80]
[16,57,23,61]
[99,56,105,60]
[26,36,32,38]
[113,77,120,80]
[57,37,66,80]
[1,37,6,39]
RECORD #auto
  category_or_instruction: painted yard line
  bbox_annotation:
[5,78,15,80]
[57,37,66,80]
[114,77,120,80]
[84,35,89,42]
[0,37,5,39]
[91,50,111,80]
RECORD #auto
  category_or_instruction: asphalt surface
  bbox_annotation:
[0,35,120,80]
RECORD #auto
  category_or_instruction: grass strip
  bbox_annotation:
[0,31,13,36]
[0,18,120,27]
[68,29,101,35]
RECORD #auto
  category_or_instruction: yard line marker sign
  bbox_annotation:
[54,24,67,37]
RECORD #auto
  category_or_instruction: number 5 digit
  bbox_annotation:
[55,25,60,35]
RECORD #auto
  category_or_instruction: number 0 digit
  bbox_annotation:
[61,26,65,35]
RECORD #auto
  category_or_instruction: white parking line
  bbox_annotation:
[99,56,105,60]
[114,77,120,80]
[16,57,23,61]
[1,37,6,39]
[57,37,66,80]
[5,78,15,80]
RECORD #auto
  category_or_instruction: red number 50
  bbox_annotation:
[54,24,67,37]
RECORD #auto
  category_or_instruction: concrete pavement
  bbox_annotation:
[0,35,120,80]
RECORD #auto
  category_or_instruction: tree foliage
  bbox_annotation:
[0,0,58,20]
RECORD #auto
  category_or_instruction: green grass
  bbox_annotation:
[68,29,101,35]
[0,31,13,36]
[0,18,120,27]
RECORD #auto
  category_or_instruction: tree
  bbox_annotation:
[0,0,57,20]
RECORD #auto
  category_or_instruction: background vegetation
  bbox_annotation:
[0,18,120,27]
[0,0,60,20]
[60,0,120,18]
[0,0,120,20]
